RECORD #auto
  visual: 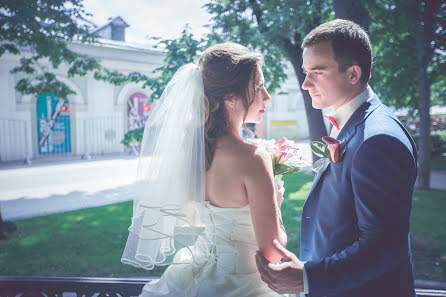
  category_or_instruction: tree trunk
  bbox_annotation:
[247,0,327,162]
[333,0,369,29]
[0,205,17,240]
[0,210,5,240]
[413,0,433,189]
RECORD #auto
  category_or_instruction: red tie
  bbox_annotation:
[324,114,340,130]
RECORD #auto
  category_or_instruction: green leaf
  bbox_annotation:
[274,163,302,176]
[312,157,330,173]
[310,141,330,158]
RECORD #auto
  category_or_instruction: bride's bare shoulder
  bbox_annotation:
[232,140,272,172]
[215,137,271,172]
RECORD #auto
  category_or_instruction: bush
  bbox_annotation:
[411,130,446,157]
[121,127,144,148]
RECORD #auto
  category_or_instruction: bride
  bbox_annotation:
[122,43,287,296]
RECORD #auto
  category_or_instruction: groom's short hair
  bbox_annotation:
[302,19,372,84]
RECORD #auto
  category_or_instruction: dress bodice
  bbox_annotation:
[199,202,257,246]
[197,202,259,275]
[140,201,284,297]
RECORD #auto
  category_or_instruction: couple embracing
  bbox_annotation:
[122,19,418,297]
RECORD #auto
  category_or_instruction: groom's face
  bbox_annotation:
[302,41,352,111]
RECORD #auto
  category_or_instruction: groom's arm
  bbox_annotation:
[305,134,417,297]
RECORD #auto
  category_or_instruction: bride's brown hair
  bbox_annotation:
[199,43,264,170]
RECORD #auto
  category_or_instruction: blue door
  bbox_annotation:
[36,93,72,154]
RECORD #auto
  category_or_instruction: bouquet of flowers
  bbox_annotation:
[247,137,311,185]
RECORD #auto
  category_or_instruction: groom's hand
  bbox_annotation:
[255,239,304,294]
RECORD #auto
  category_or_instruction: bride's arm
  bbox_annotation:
[245,148,287,264]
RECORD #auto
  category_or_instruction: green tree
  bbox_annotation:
[94,27,207,148]
[333,0,369,33]
[95,26,204,104]
[0,0,102,99]
[366,1,445,109]
[411,0,444,189]
[335,0,445,189]
[0,0,102,238]
[365,0,445,189]
[205,0,333,161]
[332,0,371,87]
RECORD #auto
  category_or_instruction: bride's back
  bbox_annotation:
[206,135,256,208]
[200,43,286,264]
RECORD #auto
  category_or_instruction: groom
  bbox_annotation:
[256,19,418,297]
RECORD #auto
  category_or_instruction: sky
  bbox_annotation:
[83,0,213,44]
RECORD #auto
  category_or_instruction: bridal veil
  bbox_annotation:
[122,63,206,270]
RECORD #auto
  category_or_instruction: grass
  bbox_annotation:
[431,154,446,171]
[280,172,314,256]
[409,189,446,281]
[0,171,444,282]
[0,202,165,277]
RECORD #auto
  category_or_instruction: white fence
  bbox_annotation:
[0,118,31,162]
[0,116,128,163]
[76,116,126,156]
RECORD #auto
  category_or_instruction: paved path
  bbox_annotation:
[0,157,138,221]
[0,142,444,221]
[431,170,446,191]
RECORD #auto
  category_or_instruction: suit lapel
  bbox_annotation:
[307,95,383,197]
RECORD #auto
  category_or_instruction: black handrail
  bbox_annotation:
[0,276,152,297]
[0,276,445,297]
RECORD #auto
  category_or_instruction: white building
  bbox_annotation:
[0,17,312,164]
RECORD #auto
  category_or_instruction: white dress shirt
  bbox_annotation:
[329,85,374,138]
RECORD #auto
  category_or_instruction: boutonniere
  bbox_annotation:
[310,136,347,173]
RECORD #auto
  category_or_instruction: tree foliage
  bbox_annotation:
[204,1,290,93]
[101,27,207,148]
[366,0,445,110]
[95,26,205,103]
[334,0,444,189]
[205,0,333,153]
[0,0,101,98]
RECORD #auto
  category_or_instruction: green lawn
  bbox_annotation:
[279,172,314,255]
[0,171,445,282]
[410,189,446,281]
[0,202,165,278]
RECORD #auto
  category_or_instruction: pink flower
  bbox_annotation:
[322,136,340,163]
[274,138,294,163]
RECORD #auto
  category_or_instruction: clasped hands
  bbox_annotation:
[255,239,305,294]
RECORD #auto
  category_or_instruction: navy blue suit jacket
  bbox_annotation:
[300,95,418,297]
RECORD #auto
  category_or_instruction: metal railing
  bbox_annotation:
[0,276,149,297]
[0,276,445,297]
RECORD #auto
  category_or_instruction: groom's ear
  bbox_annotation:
[348,65,362,85]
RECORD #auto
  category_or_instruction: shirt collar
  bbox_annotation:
[332,85,374,132]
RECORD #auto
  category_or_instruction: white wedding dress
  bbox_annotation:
[139,201,285,297]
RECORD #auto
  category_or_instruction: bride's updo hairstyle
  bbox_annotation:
[199,43,264,170]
